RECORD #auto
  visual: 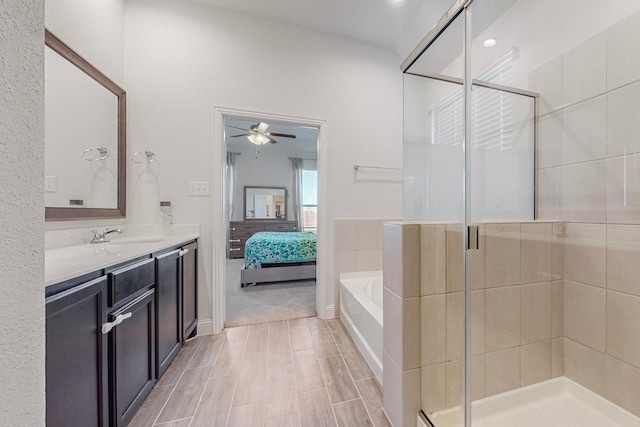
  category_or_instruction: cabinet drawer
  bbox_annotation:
[266,223,298,231]
[231,225,264,237]
[108,258,155,307]
[228,244,244,258]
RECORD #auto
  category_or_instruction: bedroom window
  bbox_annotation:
[301,169,317,231]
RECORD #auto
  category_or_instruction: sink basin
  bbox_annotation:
[46,244,122,262]
[109,235,166,245]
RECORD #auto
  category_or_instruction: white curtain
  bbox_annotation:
[225,152,237,222]
[291,157,304,230]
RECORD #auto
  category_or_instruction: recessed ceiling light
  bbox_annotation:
[483,39,496,47]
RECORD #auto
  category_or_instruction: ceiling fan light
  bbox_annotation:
[257,122,270,133]
[247,133,269,145]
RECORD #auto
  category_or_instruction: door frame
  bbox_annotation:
[211,106,328,333]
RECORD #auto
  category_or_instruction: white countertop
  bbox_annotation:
[45,225,199,287]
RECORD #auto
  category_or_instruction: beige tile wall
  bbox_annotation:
[382,223,421,427]
[333,219,398,314]
[419,222,564,415]
[419,219,640,418]
[529,8,640,419]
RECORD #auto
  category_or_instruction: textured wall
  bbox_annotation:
[0,0,46,425]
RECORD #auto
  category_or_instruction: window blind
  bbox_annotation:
[431,52,514,151]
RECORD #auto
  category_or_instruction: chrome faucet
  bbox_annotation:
[90,228,123,244]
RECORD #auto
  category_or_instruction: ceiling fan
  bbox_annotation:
[229,122,297,145]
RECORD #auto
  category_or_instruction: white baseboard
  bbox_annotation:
[324,304,336,319]
[196,319,214,336]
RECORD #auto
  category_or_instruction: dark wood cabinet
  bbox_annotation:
[228,220,298,258]
[46,238,198,427]
[155,249,182,379]
[46,276,109,427]
[182,241,198,341]
[109,289,156,427]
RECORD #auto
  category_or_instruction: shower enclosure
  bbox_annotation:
[404,0,640,426]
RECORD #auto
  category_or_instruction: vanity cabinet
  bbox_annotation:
[109,289,156,427]
[45,238,198,427]
[46,276,109,427]
[155,249,182,378]
[228,220,298,258]
[106,258,156,427]
[182,241,198,341]
[155,241,199,379]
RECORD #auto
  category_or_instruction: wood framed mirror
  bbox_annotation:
[244,186,287,220]
[44,29,126,221]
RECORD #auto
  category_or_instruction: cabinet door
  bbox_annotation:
[182,242,198,341]
[155,249,182,379]
[110,289,156,427]
[46,276,108,427]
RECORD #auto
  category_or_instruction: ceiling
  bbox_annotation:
[193,0,427,52]
[225,117,319,155]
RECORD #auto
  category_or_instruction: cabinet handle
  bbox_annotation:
[231,228,236,231]
[179,248,190,257]
[101,312,132,335]
[229,248,241,252]
[229,239,240,243]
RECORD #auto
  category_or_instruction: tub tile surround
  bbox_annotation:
[333,219,399,315]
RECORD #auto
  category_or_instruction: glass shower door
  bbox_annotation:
[403,9,468,427]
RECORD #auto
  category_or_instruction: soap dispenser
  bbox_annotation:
[160,201,172,226]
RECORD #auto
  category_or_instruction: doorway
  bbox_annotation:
[211,107,328,332]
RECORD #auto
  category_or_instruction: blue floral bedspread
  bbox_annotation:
[244,231,317,269]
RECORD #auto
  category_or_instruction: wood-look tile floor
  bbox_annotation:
[130,317,392,427]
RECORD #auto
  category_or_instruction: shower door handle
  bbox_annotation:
[467,225,479,250]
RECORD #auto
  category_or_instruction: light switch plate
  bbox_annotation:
[188,181,210,196]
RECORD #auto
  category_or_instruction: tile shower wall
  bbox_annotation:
[419,222,565,415]
[530,9,640,418]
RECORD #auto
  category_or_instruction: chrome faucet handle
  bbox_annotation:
[90,229,105,244]
[104,228,124,236]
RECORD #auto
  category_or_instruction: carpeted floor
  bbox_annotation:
[225,258,317,327]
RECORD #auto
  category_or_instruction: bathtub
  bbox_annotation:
[339,270,383,385]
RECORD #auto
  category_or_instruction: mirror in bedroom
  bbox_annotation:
[44,29,126,221]
[244,186,286,220]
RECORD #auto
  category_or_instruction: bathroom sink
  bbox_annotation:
[46,244,122,262]
[109,236,166,245]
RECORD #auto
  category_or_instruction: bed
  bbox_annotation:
[240,231,317,287]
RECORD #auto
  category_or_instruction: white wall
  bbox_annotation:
[230,145,316,222]
[124,0,404,319]
[0,0,45,424]
[45,0,124,86]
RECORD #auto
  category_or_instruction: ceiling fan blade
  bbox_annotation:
[230,134,250,137]
[228,125,251,131]
[266,132,296,139]
[266,136,278,144]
